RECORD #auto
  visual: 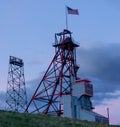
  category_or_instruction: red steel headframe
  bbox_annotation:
[25,29,79,116]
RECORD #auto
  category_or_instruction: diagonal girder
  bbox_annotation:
[25,29,79,116]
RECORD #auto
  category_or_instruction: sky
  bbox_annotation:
[0,0,120,125]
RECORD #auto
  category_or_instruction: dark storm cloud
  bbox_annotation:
[77,42,120,103]
[77,43,120,83]
[93,90,120,106]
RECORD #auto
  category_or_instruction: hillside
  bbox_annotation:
[0,110,119,127]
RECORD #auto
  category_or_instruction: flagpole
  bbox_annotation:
[65,5,68,30]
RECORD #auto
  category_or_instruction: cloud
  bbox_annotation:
[93,89,120,106]
[78,42,120,82]
[25,81,39,104]
[26,72,44,102]
[77,42,120,94]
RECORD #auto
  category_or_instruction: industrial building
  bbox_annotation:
[61,78,109,124]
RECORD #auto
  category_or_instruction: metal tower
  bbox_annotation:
[25,29,79,115]
[6,56,27,112]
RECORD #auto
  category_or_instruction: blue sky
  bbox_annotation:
[0,0,120,125]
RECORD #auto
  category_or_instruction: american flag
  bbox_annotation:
[67,6,79,15]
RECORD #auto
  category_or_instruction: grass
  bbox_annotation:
[0,110,119,127]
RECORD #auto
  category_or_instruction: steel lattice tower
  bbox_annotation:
[25,29,79,115]
[6,56,27,112]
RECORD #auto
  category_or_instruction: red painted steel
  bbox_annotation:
[25,29,79,115]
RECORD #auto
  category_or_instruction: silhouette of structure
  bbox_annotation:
[6,56,27,112]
